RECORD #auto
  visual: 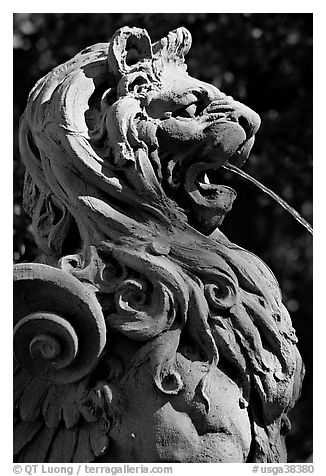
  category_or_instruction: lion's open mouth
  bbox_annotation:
[161,154,240,235]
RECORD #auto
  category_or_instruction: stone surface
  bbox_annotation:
[14,26,304,463]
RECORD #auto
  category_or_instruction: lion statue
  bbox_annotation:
[14,26,304,463]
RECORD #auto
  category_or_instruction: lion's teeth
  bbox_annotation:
[203,173,210,185]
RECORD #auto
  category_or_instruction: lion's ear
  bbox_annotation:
[108,27,153,78]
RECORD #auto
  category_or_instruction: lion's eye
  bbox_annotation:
[128,76,148,92]
[173,103,198,118]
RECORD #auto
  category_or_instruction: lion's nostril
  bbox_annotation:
[238,115,253,139]
[237,111,260,139]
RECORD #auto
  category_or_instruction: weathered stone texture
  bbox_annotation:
[14,26,304,463]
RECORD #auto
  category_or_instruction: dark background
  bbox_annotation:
[13,13,313,462]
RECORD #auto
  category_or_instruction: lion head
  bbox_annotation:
[20,26,261,254]
[18,27,303,463]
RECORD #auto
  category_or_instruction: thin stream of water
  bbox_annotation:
[222,163,313,236]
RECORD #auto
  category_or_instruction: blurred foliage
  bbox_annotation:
[13,13,312,462]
